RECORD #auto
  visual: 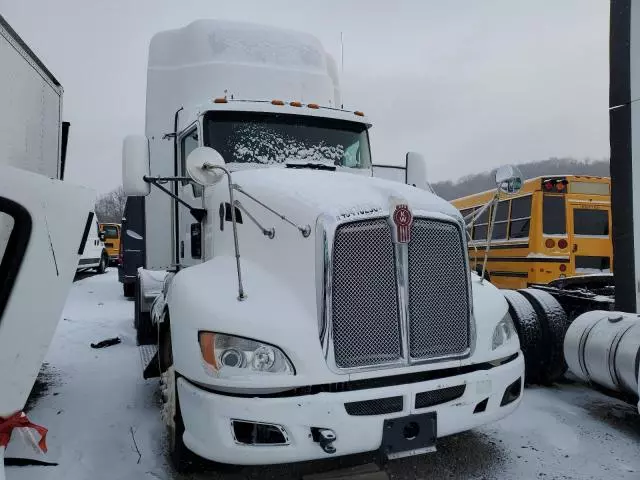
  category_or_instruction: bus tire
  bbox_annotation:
[501,289,544,384]
[519,288,570,384]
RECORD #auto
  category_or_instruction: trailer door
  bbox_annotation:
[0,166,94,417]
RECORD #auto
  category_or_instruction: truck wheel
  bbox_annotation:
[161,366,196,473]
[501,289,544,384]
[96,252,108,274]
[519,288,570,384]
[123,282,135,298]
[135,280,155,345]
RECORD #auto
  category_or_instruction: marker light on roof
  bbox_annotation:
[307,103,320,109]
[290,101,302,107]
[271,99,285,106]
[213,97,228,104]
[354,111,365,117]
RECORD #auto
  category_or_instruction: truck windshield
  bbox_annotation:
[202,111,372,169]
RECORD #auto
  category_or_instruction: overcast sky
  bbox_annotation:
[1,0,609,194]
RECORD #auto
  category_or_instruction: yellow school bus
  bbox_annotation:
[451,175,612,289]
[99,223,121,264]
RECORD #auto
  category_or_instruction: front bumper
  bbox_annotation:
[177,353,524,465]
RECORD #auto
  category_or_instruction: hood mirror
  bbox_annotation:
[186,147,226,186]
[495,165,523,195]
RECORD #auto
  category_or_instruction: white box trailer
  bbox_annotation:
[0,14,66,180]
[122,20,524,471]
[0,14,95,477]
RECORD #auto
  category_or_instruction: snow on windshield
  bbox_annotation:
[230,123,346,165]
[204,112,371,168]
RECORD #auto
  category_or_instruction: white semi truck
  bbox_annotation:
[0,14,95,478]
[122,20,524,470]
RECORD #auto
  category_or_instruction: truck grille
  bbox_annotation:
[330,217,470,370]
[331,219,401,368]
[408,219,470,359]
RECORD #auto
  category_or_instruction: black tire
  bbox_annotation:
[502,289,544,384]
[96,252,108,274]
[519,288,570,384]
[135,280,155,346]
[169,373,196,473]
[123,282,135,298]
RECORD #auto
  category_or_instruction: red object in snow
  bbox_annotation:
[0,412,48,453]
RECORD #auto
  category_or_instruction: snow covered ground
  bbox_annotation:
[5,270,640,479]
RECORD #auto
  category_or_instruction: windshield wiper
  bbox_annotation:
[285,162,336,171]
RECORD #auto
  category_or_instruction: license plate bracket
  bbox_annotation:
[381,412,437,459]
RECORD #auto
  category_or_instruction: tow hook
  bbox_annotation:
[311,427,337,454]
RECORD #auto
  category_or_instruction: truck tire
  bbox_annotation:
[96,252,108,274]
[501,289,544,384]
[135,280,155,345]
[123,282,135,298]
[161,366,196,473]
[519,288,570,384]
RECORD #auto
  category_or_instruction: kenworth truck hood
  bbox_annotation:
[169,166,514,388]
[230,167,462,222]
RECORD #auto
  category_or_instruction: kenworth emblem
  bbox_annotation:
[392,204,413,243]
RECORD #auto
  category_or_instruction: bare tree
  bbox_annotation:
[95,186,127,223]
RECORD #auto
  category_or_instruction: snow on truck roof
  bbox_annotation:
[149,19,327,73]
[146,20,343,131]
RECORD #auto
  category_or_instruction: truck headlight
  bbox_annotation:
[492,312,517,350]
[198,332,294,375]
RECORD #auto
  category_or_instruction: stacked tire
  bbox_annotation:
[502,288,570,385]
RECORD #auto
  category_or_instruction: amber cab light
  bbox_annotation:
[558,239,568,249]
[545,239,556,248]
[213,97,228,104]
[290,101,302,107]
[271,99,285,106]
[354,111,365,117]
[307,103,320,109]
[559,264,567,272]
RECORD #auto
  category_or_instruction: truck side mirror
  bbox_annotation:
[122,135,151,196]
[406,152,433,192]
[186,147,227,186]
[495,165,523,195]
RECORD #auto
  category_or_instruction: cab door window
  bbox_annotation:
[180,128,202,197]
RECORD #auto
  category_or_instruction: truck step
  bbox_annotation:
[138,344,160,379]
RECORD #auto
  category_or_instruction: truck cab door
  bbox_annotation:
[177,126,204,267]
[0,166,95,417]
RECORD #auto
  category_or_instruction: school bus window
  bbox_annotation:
[543,195,566,234]
[509,195,531,239]
[102,225,119,238]
[491,201,509,240]
[471,204,491,241]
[574,209,609,236]
[473,224,488,241]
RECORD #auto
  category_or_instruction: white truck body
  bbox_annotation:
[0,14,95,476]
[127,20,524,466]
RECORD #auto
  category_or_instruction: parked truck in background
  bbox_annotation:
[122,20,524,470]
[0,13,95,478]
